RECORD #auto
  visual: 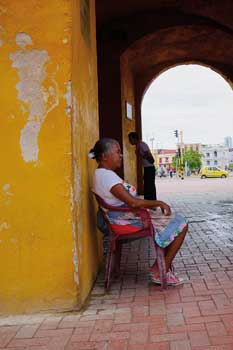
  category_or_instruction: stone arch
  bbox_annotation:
[120,23,233,190]
[123,23,233,104]
[142,61,233,105]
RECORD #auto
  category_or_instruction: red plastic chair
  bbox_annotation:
[94,193,167,290]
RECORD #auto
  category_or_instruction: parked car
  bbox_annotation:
[200,166,229,179]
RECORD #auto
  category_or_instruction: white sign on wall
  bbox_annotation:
[125,101,133,120]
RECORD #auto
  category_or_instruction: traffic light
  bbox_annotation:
[174,130,178,138]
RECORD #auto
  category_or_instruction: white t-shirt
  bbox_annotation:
[92,168,137,206]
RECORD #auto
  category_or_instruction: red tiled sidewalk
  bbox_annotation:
[1,185,233,349]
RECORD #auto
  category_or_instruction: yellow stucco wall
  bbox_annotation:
[121,54,137,186]
[0,0,76,313]
[0,0,100,313]
[71,0,101,306]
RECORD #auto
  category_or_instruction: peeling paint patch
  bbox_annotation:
[0,25,6,46]
[70,185,79,286]
[70,185,74,211]
[15,32,32,49]
[63,80,72,116]
[2,184,13,206]
[0,222,10,231]
[10,33,59,162]
[73,161,83,265]
[10,238,18,244]
[20,121,43,162]
[73,242,79,285]
[62,38,69,44]
[0,6,7,15]
[73,162,81,205]
[2,184,13,196]
[20,105,27,114]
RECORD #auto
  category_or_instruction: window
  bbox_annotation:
[165,157,169,162]
[159,158,162,163]
[207,161,210,165]
[214,151,217,157]
[206,153,210,157]
[214,161,218,166]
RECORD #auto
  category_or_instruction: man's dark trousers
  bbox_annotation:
[144,166,157,200]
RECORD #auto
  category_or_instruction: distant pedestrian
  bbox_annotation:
[128,132,157,200]
[169,169,173,178]
[160,165,166,178]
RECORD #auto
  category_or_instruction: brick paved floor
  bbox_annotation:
[1,177,233,349]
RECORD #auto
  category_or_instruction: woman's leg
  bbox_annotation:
[164,224,188,271]
[150,224,188,274]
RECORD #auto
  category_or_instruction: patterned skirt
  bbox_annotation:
[107,208,188,248]
[149,210,187,248]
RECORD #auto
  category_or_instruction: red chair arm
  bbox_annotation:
[94,192,153,231]
[138,208,153,230]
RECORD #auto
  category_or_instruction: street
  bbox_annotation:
[1,177,233,349]
[156,173,233,194]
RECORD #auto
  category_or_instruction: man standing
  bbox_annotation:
[128,132,157,200]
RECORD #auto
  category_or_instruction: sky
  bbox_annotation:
[141,64,233,150]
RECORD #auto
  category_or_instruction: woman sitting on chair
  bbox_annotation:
[89,138,188,285]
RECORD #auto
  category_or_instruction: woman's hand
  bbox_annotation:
[159,202,171,216]
[111,184,172,215]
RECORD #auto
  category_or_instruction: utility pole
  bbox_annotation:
[180,130,184,158]
[179,130,184,179]
[174,130,185,179]
[174,130,179,177]
[150,137,155,152]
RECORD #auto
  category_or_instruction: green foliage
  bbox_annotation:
[172,155,184,168]
[228,163,233,169]
[172,150,202,171]
[183,150,202,170]
[172,156,176,168]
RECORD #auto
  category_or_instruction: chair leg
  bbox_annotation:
[105,250,113,290]
[104,237,116,290]
[156,245,167,289]
[113,241,122,276]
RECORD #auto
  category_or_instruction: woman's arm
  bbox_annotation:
[111,184,171,215]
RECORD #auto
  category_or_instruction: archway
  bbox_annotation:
[141,63,233,145]
[141,64,233,181]
[119,24,233,191]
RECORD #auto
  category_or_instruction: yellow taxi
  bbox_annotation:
[200,166,229,179]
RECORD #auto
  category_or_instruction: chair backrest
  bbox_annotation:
[93,192,153,235]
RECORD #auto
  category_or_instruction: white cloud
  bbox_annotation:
[142,64,233,149]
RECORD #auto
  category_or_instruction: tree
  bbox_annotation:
[172,149,202,171]
[183,150,202,171]
[172,155,178,168]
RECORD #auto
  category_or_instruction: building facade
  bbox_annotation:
[228,148,233,166]
[154,149,176,172]
[224,136,233,148]
[177,143,202,154]
[202,145,230,169]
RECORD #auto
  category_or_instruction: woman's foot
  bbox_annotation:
[151,270,184,286]
[149,263,159,274]
[166,271,184,286]
[149,266,159,279]
[150,273,161,284]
